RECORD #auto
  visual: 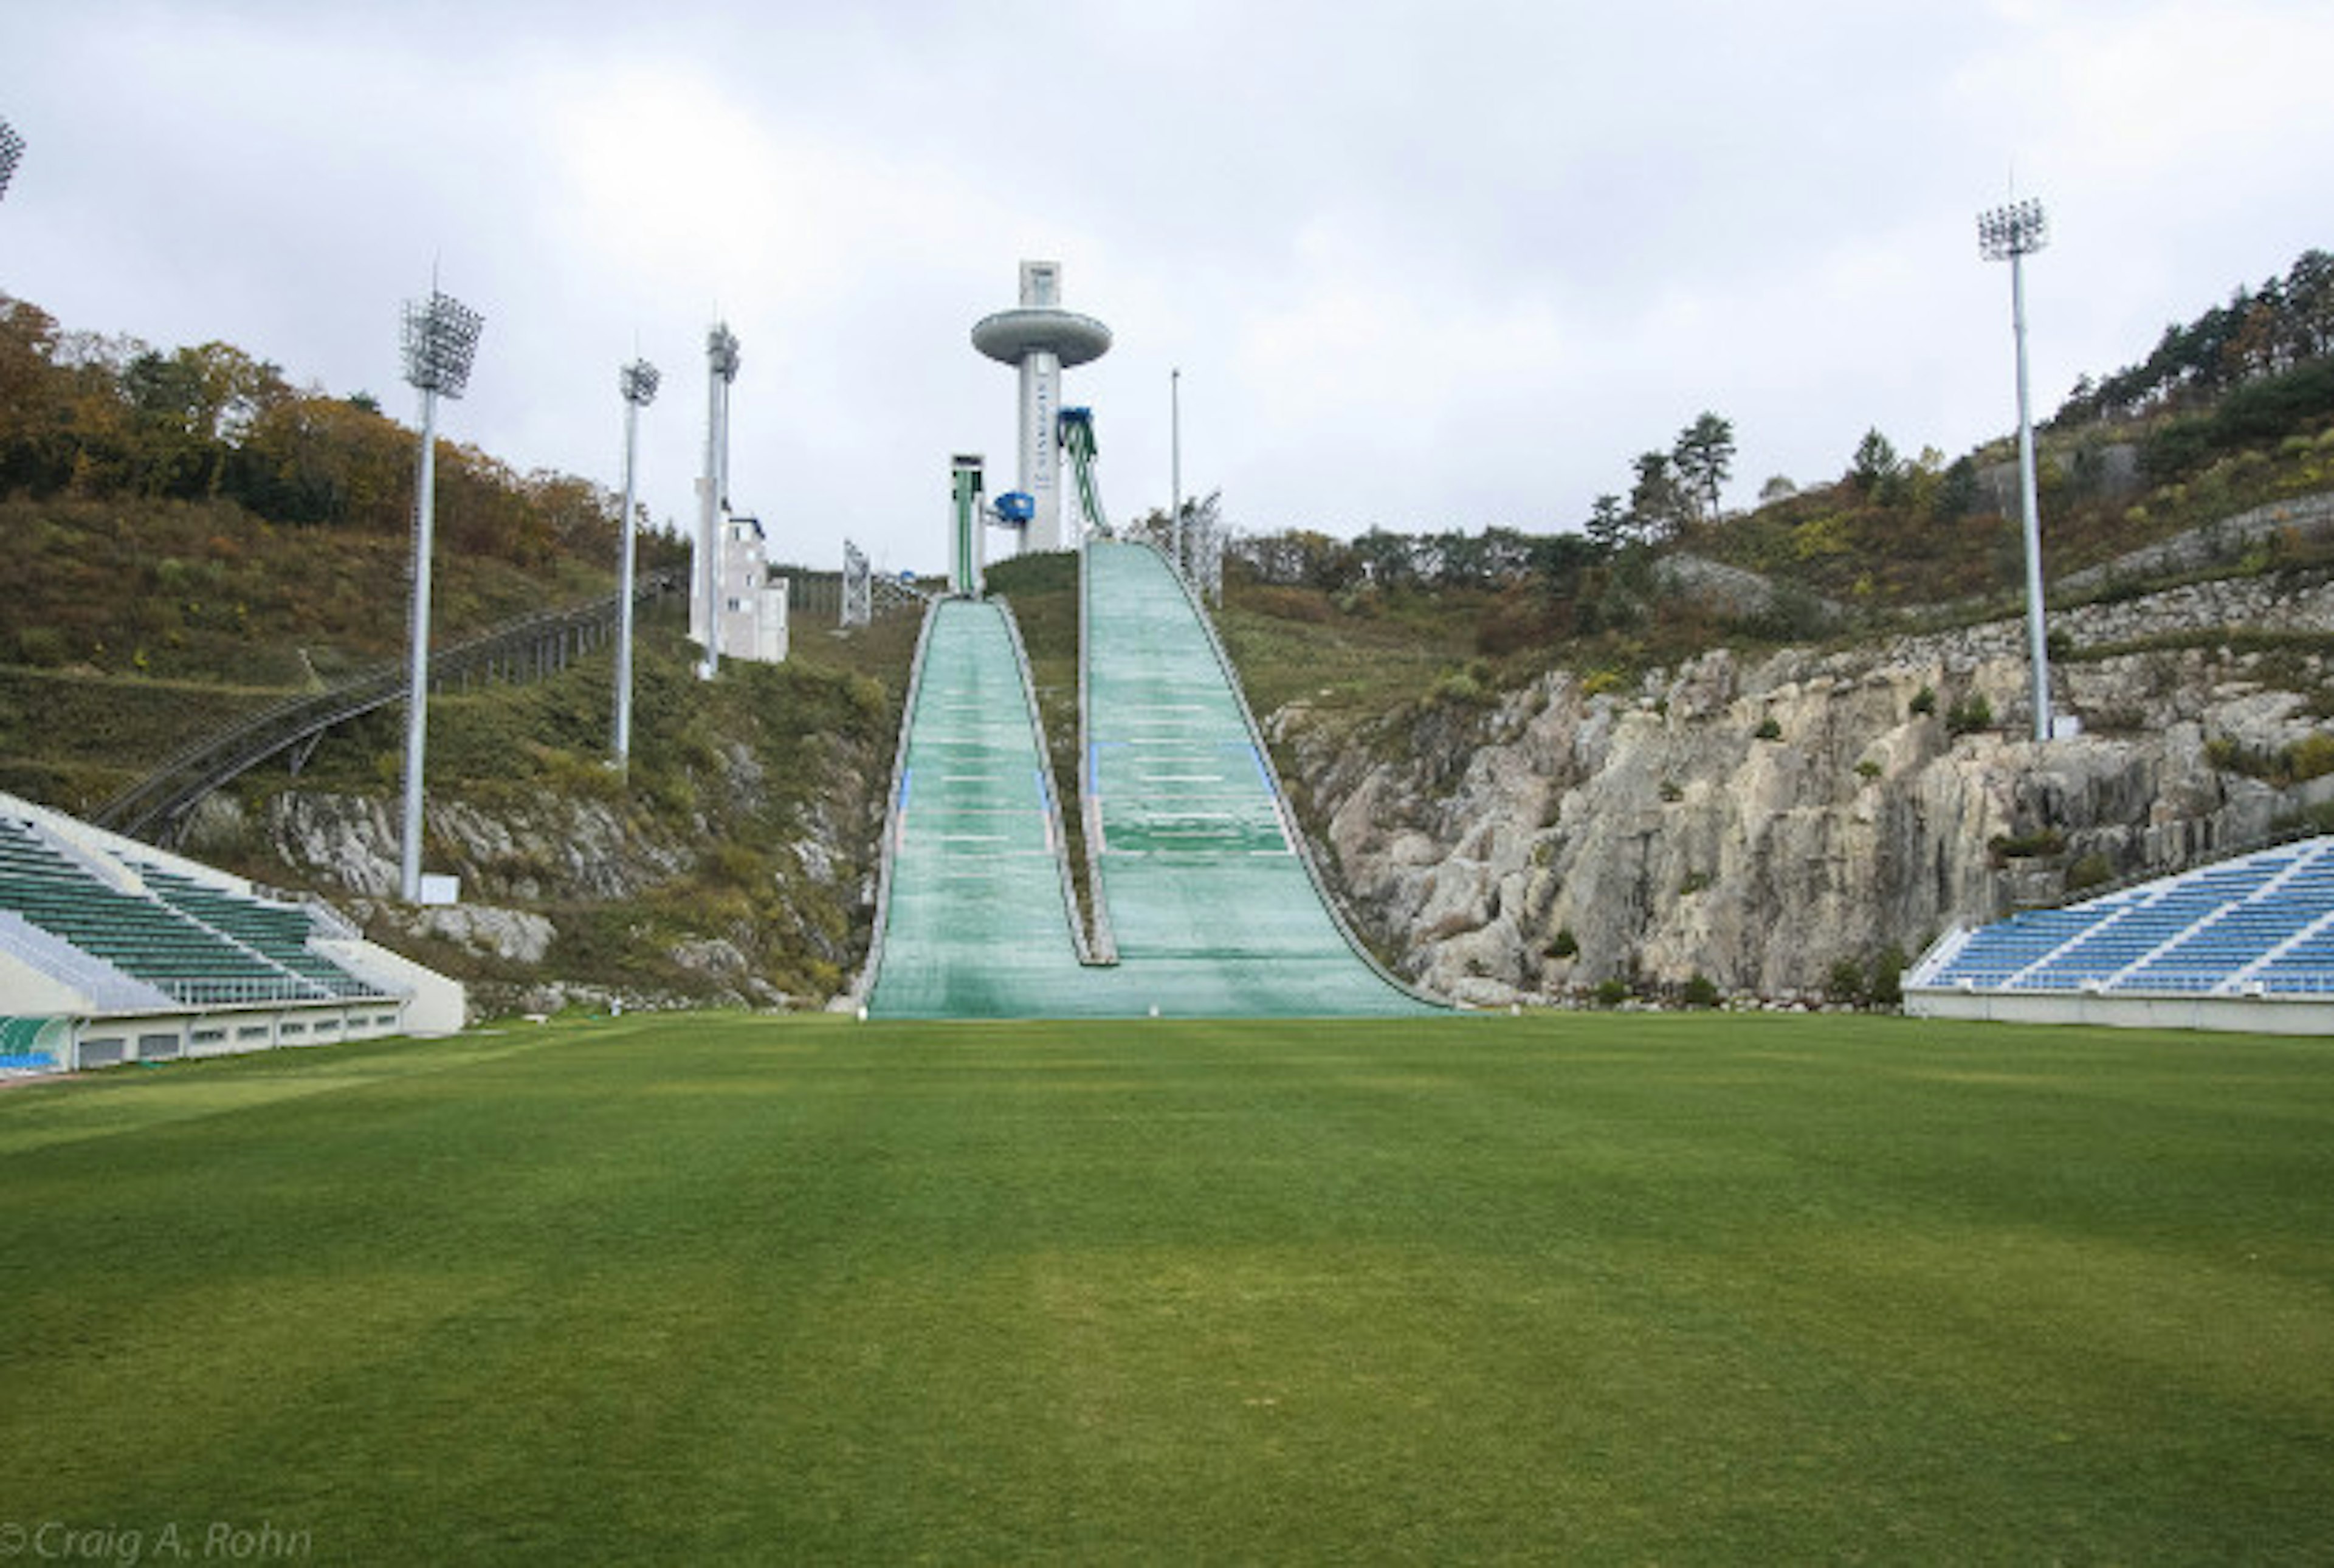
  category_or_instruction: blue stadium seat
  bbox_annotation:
[1926,839,2334,999]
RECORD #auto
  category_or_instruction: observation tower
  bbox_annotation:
[971,261,1111,552]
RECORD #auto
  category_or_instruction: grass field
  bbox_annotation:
[2,1012,2330,1564]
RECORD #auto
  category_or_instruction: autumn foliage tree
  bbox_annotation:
[0,293,625,571]
[2052,247,2334,425]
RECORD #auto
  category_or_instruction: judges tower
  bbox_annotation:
[971,261,1112,552]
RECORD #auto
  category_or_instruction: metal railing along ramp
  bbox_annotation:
[861,542,1436,1019]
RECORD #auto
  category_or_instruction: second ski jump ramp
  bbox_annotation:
[861,543,1436,1019]
[1078,541,1429,1016]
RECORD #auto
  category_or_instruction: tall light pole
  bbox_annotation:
[1979,196,2053,742]
[0,117,25,202]
[612,357,659,770]
[397,284,484,903]
[695,323,740,681]
[1170,367,1182,575]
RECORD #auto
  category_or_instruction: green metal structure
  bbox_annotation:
[949,455,983,597]
[1059,408,1110,542]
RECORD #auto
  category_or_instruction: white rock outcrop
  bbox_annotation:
[1286,575,2334,1003]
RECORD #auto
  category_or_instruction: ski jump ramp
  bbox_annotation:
[862,541,1436,1019]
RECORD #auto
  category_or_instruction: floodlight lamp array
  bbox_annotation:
[1977,198,2048,261]
[707,325,740,382]
[0,118,24,200]
[401,291,484,398]
[620,359,661,405]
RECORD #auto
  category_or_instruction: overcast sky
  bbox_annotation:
[5,1,2331,576]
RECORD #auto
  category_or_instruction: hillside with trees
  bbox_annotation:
[0,289,914,1011]
[2052,249,2334,425]
[2,246,2330,1013]
[1215,247,2334,715]
[0,294,688,684]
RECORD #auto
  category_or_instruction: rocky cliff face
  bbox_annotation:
[181,732,886,1019]
[1279,572,2334,1006]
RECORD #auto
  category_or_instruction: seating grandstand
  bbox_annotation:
[0,792,463,1071]
[133,865,384,999]
[1907,836,2334,1031]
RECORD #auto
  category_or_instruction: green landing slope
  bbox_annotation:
[861,599,1095,1018]
[1079,540,1430,1016]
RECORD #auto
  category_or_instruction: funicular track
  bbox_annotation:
[94,569,684,845]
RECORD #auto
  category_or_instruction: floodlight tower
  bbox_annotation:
[0,117,26,202]
[1979,196,2054,742]
[611,357,659,769]
[694,323,740,679]
[971,261,1112,552]
[396,284,484,903]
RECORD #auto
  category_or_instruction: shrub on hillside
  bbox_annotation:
[1245,585,1334,624]
[1868,946,1908,1008]
[1946,695,1993,735]
[2066,851,2115,895]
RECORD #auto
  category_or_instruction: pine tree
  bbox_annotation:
[1671,411,1736,523]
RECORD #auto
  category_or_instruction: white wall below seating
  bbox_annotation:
[1906,986,2334,1035]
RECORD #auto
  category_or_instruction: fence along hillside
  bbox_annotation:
[94,569,684,845]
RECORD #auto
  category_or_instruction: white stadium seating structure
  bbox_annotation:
[0,791,461,1075]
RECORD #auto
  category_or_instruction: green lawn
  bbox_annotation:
[3,1013,2330,1563]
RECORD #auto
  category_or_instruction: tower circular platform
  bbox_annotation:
[971,308,1112,367]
